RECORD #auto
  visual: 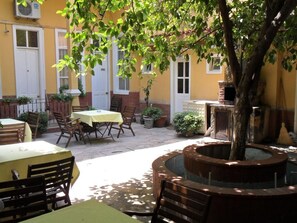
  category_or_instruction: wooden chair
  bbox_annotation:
[124,179,211,223]
[72,105,89,112]
[72,105,98,138]
[27,111,40,140]
[0,122,25,144]
[109,106,136,138]
[12,156,75,210]
[0,128,22,145]
[110,96,122,112]
[53,111,87,147]
[0,175,49,222]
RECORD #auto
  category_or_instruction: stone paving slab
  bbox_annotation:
[36,123,296,222]
[36,123,219,222]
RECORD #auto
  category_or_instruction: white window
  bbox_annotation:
[16,29,38,48]
[55,29,68,92]
[142,63,153,74]
[206,55,222,74]
[112,38,129,95]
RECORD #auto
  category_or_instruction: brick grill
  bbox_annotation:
[218,81,235,105]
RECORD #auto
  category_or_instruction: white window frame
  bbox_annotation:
[55,29,68,92]
[112,37,129,95]
[206,54,222,74]
[142,63,153,74]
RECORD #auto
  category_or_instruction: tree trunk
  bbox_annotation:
[229,68,254,160]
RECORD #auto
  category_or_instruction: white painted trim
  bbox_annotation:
[12,25,45,99]
[170,56,191,121]
[65,89,80,96]
[206,54,222,74]
[112,37,129,95]
[170,59,175,122]
[55,29,67,93]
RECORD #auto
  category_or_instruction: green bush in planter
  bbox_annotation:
[142,107,163,120]
[17,96,32,105]
[172,111,203,137]
[18,112,49,134]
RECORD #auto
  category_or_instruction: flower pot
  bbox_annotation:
[143,117,154,129]
[154,115,167,128]
[135,113,142,124]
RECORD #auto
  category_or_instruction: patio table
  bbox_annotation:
[0,141,79,185]
[21,199,141,223]
[0,118,32,142]
[71,110,123,139]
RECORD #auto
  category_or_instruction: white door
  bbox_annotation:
[173,57,191,114]
[15,48,39,97]
[92,56,109,110]
[13,26,45,111]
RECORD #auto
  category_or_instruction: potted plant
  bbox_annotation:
[154,114,167,128]
[1,97,16,105]
[18,111,49,136]
[142,107,162,128]
[17,96,32,105]
[134,113,143,124]
[172,111,203,137]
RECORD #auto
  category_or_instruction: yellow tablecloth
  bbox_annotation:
[71,110,123,127]
[21,199,141,223]
[0,141,79,184]
[0,118,32,142]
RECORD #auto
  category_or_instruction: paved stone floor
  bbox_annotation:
[36,123,297,222]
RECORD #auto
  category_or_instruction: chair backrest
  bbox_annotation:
[27,156,75,209]
[0,122,25,143]
[53,111,72,130]
[0,128,21,145]
[122,106,136,124]
[110,96,122,112]
[72,105,89,112]
[27,112,40,140]
[152,180,211,223]
[0,176,49,222]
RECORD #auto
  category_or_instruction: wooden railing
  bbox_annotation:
[0,98,71,123]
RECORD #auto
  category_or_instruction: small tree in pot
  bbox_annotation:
[142,107,162,128]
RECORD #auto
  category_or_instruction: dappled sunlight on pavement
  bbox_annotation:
[38,123,221,222]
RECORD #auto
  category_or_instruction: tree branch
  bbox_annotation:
[218,0,241,87]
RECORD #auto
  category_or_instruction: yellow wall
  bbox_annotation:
[0,22,15,95]
[137,53,224,106]
[191,54,223,100]
[0,0,67,96]
[0,0,295,117]
[261,53,296,110]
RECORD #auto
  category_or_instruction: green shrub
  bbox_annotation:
[172,111,203,137]
[1,98,16,104]
[51,93,73,102]
[142,107,163,120]
[18,112,49,134]
[17,96,32,104]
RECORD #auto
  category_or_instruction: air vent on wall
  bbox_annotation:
[15,0,41,19]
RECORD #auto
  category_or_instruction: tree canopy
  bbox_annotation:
[19,0,297,159]
[52,0,296,78]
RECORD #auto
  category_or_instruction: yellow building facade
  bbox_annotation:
[0,0,296,140]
